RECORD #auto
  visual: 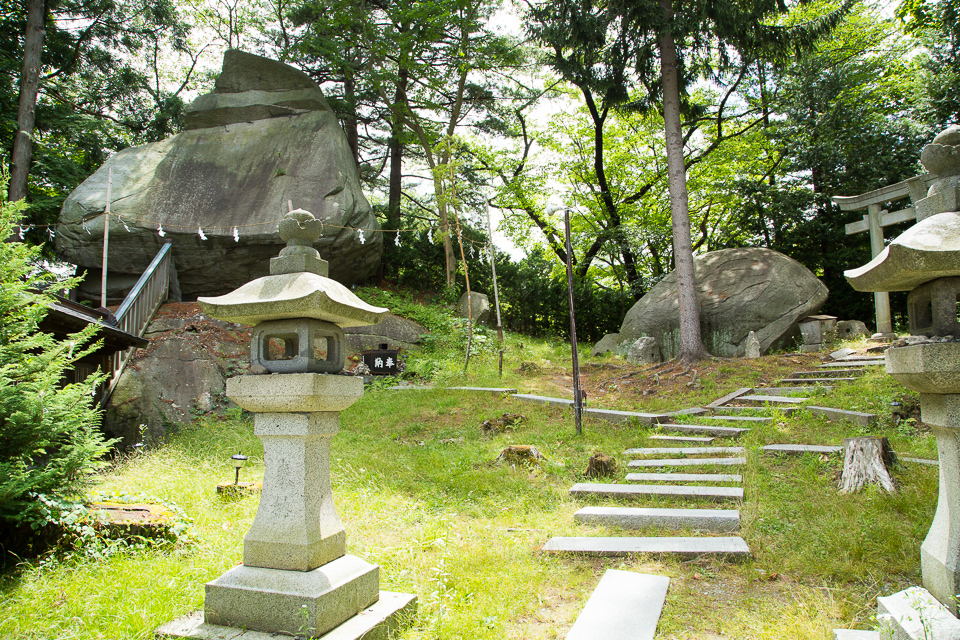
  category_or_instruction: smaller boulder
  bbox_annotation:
[836,320,869,340]
[591,333,620,356]
[626,336,661,365]
[459,292,491,325]
[744,331,761,358]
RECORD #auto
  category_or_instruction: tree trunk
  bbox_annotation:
[838,436,897,493]
[658,0,706,364]
[382,65,407,279]
[9,0,46,208]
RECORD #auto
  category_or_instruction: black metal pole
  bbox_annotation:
[564,208,583,435]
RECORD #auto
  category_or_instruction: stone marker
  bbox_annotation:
[626,336,662,365]
[159,210,413,640]
[574,506,741,532]
[542,536,751,558]
[458,291,491,325]
[836,321,870,340]
[565,570,670,640]
[744,331,761,358]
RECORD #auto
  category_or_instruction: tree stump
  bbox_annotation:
[838,436,897,493]
[584,453,617,478]
[495,445,547,467]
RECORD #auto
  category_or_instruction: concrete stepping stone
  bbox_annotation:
[712,405,798,415]
[573,482,743,502]
[659,424,750,437]
[627,457,746,468]
[738,394,808,404]
[446,386,518,394]
[705,387,752,409]
[543,536,751,559]
[649,435,715,444]
[818,361,883,368]
[750,386,831,395]
[779,377,855,384]
[511,393,573,407]
[833,630,879,640]
[623,446,745,456]
[387,384,434,390]
[807,405,877,427]
[565,570,670,640]
[902,457,939,466]
[624,472,742,483]
[790,369,864,377]
[583,407,671,426]
[762,444,842,454]
[662,407,710,417]
[574,506,740,532]
[695,415,771,422]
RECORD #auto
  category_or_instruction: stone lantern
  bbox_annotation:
[845,126,960,634]
[158,209,415,639]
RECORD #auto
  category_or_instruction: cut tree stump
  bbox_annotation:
[585,453,618,478]
[838,437,898,493]
[495,445,547,467]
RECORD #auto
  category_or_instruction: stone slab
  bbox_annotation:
[878,587,960,640]
[779,378,855,384]
[706,387,752,409]
[542,536,751,558]
[659,424,750,437]
[627,457,746,468]
[565,570,670,640]
[583,407,672,426]
[386,385,433,390]
[648,435,716,443]
[762,444,843,454]
[830,347,857,360]
[204,555,379,637]
[750,386,831,394]
[695,415,772,422]
[624,473,742,483]
[807,405,878,427]
[712,406,798,415]
[446,386,518,394]
[511,393,574,407]
[573,482,743,501]
[791,369,864,376]
[623,446,745,456]
[818,360,884,368]
[833,631,880,640]
[903,456,940,466]
[157,591,417,640]
[574,506,740,532]
[663,407,709,417]
[739,394,809,404]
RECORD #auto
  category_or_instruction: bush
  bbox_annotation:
[0,190,114,558]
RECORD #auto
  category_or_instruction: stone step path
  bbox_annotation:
[624,446,745,456]
[738,394,809,404]
[624,472,742,483]
[627,457,746,468]
[565,570,670,640]
[572,482,743,502]
[808,405,877,427]
[574,506,740,532]
[648,435,715,444]
[543,536,751,559]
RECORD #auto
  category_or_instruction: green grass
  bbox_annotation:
[0,301,942,639]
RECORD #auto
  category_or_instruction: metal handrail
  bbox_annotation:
[100,241,173,405]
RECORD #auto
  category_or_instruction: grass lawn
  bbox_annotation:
[0,327,940,639]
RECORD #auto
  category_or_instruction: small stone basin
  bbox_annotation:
[886,342,960,394]
[226,373,363,412]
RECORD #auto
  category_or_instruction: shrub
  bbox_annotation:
[0,190,114,558]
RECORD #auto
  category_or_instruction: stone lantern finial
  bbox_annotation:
[270,208,329,276]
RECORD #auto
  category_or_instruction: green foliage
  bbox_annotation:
[0,192,113,551]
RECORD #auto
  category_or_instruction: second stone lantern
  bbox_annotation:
[162,209,416,639]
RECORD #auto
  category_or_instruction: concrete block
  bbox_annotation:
[808,406,878,427]
[878,587,960,640]
[565,570,669,640]
[574,506,740,532]
[627,457,746,468]
[663,407,710,417]
[572,482,742,501]
[157,591,416,640]
[584,407,671,426]
[712,405,798,415]
[446,387,518,394]
[204,555,380,637]
[511,393,574,407]
[762,444,843,454]
[706,387,752,409]
[696,415,772,422]
[751,386,831,394]
[649,435,715,443]
[542,536,751,559]
[738,394,808,404]
[624,473,742,483]
[623,446,744,456]
[659,424,750,437]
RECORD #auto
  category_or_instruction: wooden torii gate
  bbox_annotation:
[831,173,937,339]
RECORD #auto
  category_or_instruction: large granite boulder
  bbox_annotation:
[618,247,828,358]
[57,50,381,300]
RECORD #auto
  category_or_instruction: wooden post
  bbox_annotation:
[485,204,504,377]
[100,168,112,309]
[564,208,583,435]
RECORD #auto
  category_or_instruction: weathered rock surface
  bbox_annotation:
[343,313,428,352]
[591,333,620,356]
[836,320,870,340]
[57,50,381,300]
[458,291,491,325]
[626,336,661,365]
[618,248,828,359]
